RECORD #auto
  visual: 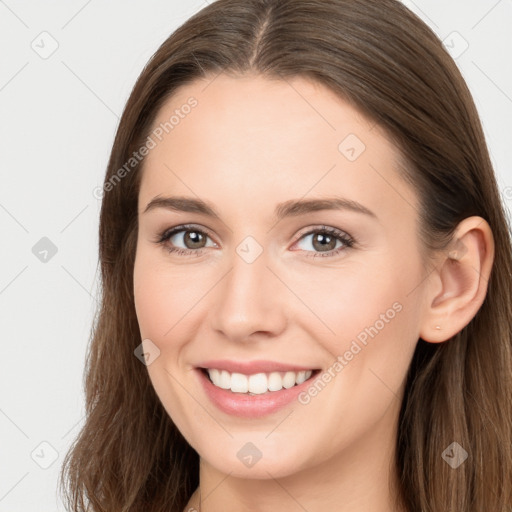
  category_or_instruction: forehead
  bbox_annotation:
[138,73,418,226]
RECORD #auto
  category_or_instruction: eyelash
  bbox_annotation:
[154,224,355,259]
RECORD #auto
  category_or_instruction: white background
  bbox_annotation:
[0,0,511,510]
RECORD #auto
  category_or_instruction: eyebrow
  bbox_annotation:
[143,195,377,221]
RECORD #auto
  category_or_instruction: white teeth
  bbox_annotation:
[296,370,307,385]
[248,373,268,394]
[268,372,283,391]
[282,371,296,389]
[206,368,314,394]
[219,370,231,389]
[209,368,220,384]
[230,372,248,393]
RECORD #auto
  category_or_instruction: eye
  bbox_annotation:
[154,224,354,259]
[293,226,354,258]
[155,224,216,257]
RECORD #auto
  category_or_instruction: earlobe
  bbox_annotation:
[419,216,495,343]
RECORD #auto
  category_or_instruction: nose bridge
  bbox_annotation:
[210,239,286,341]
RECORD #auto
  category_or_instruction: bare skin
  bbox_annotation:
[132,73,494,512]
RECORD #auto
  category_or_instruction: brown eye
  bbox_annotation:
[181,230,207,249]
[157,225,216,255]
[294,227,354,258]
[311,232,338,252]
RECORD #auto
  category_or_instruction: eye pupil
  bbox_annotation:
[185,231,206,248]
[313,233,336,251]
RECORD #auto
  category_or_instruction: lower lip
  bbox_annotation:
[196,369,317,418]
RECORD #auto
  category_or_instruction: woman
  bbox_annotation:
[60,0,512,511]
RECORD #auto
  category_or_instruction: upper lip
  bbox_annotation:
[197,359,318,375]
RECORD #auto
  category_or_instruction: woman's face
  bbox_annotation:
[133,73,430,479]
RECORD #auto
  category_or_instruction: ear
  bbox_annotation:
[419,216,495,343]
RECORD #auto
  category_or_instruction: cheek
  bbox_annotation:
[133,267,170,341]
[133,248,202,340]
[299,266,402,345]
[296,278,420,452]
[133,253,201,437]
[312,253,422,380]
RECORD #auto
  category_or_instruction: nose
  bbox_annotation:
[209,245,288,343]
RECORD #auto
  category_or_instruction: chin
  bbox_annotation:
[191,433,314,480]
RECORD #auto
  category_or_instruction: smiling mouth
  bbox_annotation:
[200,368,320,395]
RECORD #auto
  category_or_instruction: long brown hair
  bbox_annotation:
[59,0,512,510]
